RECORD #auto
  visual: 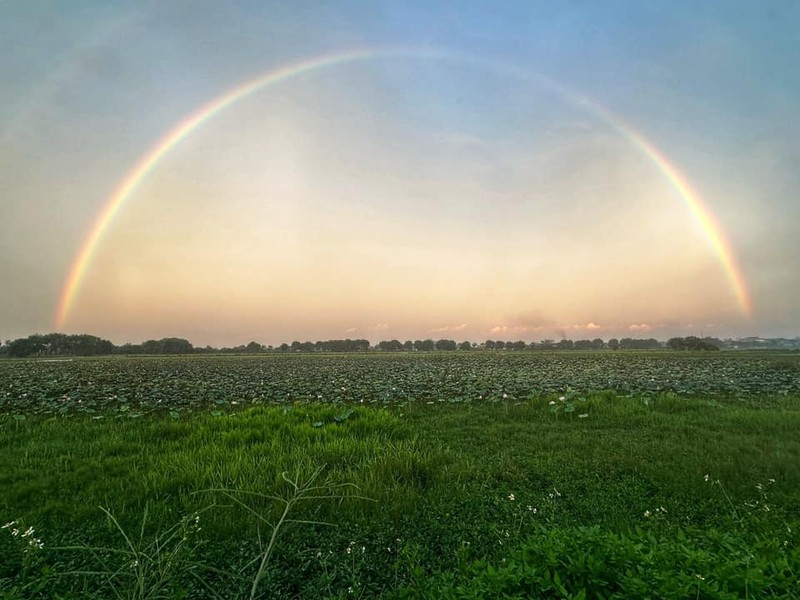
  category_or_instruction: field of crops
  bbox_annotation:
[2,351,800,598]
[2,351,800,417]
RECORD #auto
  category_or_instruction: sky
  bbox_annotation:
[1,1,799,347]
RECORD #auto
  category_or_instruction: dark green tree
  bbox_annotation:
[435,339,457,351]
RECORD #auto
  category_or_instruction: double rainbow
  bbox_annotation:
[55,47,752,329]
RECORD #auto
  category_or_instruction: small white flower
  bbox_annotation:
[548,400,556,406]
[559,396,566,402]
[644,510,652,518]
[704,474,710,482]
[1,521,15,529]
[508,493,515,501]
[527,505,536,513]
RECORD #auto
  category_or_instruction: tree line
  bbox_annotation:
[0,332,731,358]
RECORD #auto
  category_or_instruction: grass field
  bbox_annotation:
[1,352,799,598]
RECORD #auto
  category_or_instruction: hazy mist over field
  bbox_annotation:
[2,2,799,346]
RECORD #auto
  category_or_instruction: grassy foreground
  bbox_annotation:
[1,373,799,597]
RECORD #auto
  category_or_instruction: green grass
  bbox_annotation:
[1,355,800,597]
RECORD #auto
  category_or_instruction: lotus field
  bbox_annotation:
[1,351,799,598]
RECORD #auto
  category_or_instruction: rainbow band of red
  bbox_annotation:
[55,47,752,329]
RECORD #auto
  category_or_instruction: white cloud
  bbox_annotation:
[430,323,467,333]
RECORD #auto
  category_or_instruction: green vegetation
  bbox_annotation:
[5,331,800,358]
[1,353,799,598]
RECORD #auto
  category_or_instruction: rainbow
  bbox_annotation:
[55,47,752,329]
[595,109,753,316]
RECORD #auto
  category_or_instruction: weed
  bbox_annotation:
[210,465,368,600]
[58,505,209,600]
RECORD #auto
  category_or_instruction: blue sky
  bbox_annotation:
[1,1,798,345]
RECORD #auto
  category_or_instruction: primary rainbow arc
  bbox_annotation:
[55,47,752,329]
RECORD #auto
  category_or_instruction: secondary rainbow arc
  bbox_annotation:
[54,47,752,329]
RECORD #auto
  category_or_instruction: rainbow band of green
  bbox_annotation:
[55,47,752,329]
[599,112,753,316]
[55,48,375,329]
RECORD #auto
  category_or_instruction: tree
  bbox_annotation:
[667,336,720,351]
[245,341,264,353]
[435,339,457,351]
[458,341,471,351]
[377,339,403,352]
[415,339,435,351]
[619,338,660,350]
[8,336,43,357]
[6,333,116,357]
[607,338,620,350]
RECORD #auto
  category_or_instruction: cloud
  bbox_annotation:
[369,323,389,331]
[510,311,554,329]
[430,323,467,333]
[489,325,532,335]
[586,322,601,330]
[628,323,652,331]
[345,327,357,333]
